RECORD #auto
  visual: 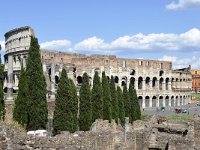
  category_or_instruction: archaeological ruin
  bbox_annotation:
[3,26,192,121]
[0,115,200,149]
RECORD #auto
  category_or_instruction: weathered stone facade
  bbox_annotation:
[41,49,192,109]
[3,26,192,121]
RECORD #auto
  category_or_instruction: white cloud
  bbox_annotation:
[159,55,177,62]
[166,0,200,10]
[40,40,71,51]
[73,28,200,53]
[160,55,200,69]
[74,36,109,50]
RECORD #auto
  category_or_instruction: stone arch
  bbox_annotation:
[152,77,157,89]
[165,96,169,107]
[171,78,175,89]
[107,76,110,81]
[183,96,186,105]
[145,77,150,89]
[145,96,150,107]
[55,75,59,84]
[130,77,135,88]
[175,96,178,106]
[159,70,164,76]
[171,96,175,107]
[130,69,135,75]
[138,77,143,89]
[94,67,100,73]
[166,78,169,90]
[138,96,143,108]
[48,68,51,81]
[152,96,157,107]
[159,96,163,107]
[180,96,183,105]
[159,78,164,90]
[115,76,119,83]
[3,87,7,93]
[77,76,83,85]
[121,76,127,86]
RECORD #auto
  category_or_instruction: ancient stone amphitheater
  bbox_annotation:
[3,26,192,119]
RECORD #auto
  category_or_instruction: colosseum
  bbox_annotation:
[3,26,192,117]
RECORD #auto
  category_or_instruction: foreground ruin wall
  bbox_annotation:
[1,116,200,150]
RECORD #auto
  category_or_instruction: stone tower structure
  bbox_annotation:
[4,26,34,122]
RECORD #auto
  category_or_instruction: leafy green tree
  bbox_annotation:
[53,69,72,134]
[0,45,4,120]
[110,76,118,122]
[68,78,78,132]
[102,71,112,122]
[79,73,92,131]
[13,68,28,127]
[26,37,48,130]
[129,84,141,122]
[91,71,103,122]
[117,86,125,125]
[123,85,130,119]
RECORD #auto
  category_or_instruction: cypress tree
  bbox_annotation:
[0,45,4,120]
[79,72,92,131]
[102,71,112,122]
[110,76,118,122]
[117,86,125,125]
[53,69,72,134]
[129,84,141,122]
[13,68,28,127]
[91,71,103,122]
[133,88,141,120]
[68,78,78,132]
[123,85,130,119]
[26,37,48,130]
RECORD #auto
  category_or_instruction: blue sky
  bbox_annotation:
[1,0,200,69]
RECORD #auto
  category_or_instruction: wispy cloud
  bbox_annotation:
[40,40,71,51]
[166,0,200,10]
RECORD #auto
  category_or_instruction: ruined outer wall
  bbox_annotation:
[42,49,192,108]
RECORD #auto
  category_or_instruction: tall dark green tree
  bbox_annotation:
[110,76,118,122]
[53,69,72,134]
[91,71,103,122]
[134,88,141,120]
[26,37,48,130]
[68,78,78,132]
[102,71,112,122]
[0,45,4,120]
[129,84,141,121]
[79,72,92,131]
[123,85,130,119]
[13,68,28,127]
[117,86,125,125]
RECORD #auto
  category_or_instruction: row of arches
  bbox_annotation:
[76,75,191,90]
[138,95,190,108]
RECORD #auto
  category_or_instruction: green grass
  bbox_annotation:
[165,115,193,120]
[192,93,200,101]
[141,112,152,121]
